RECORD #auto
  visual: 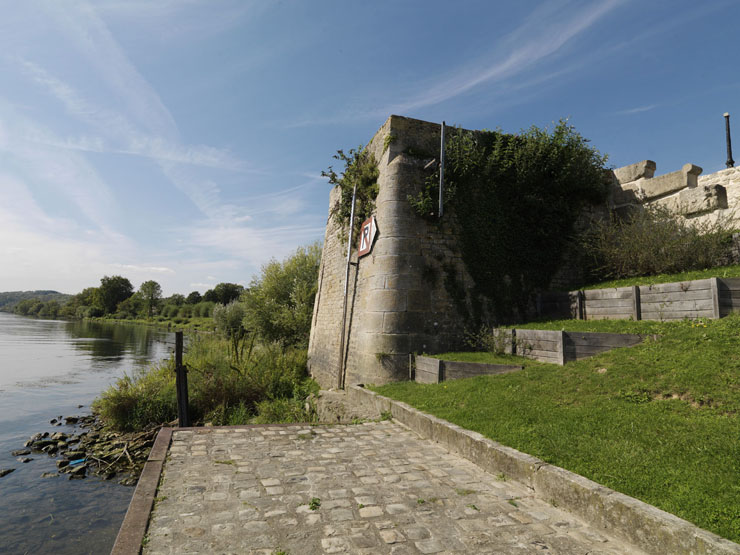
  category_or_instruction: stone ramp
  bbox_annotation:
[141,421,641,554]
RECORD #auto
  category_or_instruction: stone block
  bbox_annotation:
[407,289,431,311]
[639,163,702,200]
[678,184,728,216]
[383,311,425,334]
[368,289,407,312]
[612,160,656,184]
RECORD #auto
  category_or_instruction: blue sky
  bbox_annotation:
[1,0,739,296]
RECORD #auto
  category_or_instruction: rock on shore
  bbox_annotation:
[18,414,162,485]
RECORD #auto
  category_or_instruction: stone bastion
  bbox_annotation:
[307,115,740,389]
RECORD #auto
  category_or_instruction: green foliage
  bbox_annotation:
[139,280,163,317]
[98,275,134,314]
[205,283,244,305]
[213,300,250,362]
[410,121,608,323]
[94,335,317,431]
[242,242,321,347]
[322,146,379,243]
[0,290,71,313]
[377,314,740,543]
[579,205,734,282]
[186,291,202,304]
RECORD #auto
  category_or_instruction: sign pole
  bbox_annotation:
[337,183,357,389]
[439,121,445,218]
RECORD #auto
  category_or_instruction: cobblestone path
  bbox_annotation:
[144,421,642,554]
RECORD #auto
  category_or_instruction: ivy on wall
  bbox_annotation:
[410,120,608,322]
[323,145,379,244]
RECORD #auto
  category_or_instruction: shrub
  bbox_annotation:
[581,205,735,280]
[410,120,608,323]
[94,335,317,431]
[242,243,321,348]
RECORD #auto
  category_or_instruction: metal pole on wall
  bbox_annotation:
[439,121,446,218]
[337,182,358,389]
[725,112,735,168]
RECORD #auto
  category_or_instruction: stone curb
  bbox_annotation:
[348,384,740,555]
[110,427,172,555]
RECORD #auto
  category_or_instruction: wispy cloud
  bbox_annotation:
[17,59,245,171]
[109,263,175,274]
[614,104,658,115]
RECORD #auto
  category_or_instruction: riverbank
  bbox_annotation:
[0,312,172,554]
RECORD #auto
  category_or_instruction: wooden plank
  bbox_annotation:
[414,356,440,384]
[632,285,641,321]
[639,289,712,302]
[557,330,565,365]
[583,306,635,315]
[566,332,643,348]
[639,279,711,294]
[521,351,557,362]
[587,313,631,320]
[719,277,740,290]
[582,298,634,309]
[639,299,714,311]
[641,310,715,320]
[583,288,634,300]
[718,291,740,300]
[515,329,563,341]
[710,277,720,319]
[443,361,523,381]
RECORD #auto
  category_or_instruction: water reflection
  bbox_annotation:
[0,313,172,554]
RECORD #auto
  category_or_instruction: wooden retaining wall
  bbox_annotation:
[495,329,644,365]
[536,277,737,321]
[413,356,522,384]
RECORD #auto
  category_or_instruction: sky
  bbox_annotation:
[1,0,739,296]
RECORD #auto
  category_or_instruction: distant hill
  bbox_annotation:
[0,290,72,312]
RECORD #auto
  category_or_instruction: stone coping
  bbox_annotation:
[347,384,740,555]
[110,427,172,555]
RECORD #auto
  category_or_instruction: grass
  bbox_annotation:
[93,315,216,332]
[375,315,740,542]
[94,334,318,431]
[579,263,740,290]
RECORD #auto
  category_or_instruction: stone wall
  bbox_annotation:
[308,115,479,389]
[611,160,740,226]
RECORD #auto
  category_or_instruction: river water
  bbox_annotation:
[0,312,172,554]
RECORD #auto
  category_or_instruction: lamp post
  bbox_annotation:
[725,112,735,168]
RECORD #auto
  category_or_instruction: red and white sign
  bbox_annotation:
[358,216,378,257]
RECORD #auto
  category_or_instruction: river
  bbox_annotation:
[0,312,172,554]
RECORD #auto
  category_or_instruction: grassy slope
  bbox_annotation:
[375,316,740,542]
[580,263,740,290]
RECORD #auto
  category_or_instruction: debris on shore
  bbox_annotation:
[17,414,164,485]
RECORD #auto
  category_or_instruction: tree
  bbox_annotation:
[203,289,217,303]
[212,282,244,305]
[242,242,321,347]
[213,301,249,362]
[166,293,186,306]
[98,276,134,315]
[186,291,202,304]
[139,280,163,317]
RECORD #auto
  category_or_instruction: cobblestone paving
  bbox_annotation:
[144,421,643,554]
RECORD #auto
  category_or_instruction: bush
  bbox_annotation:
[242,243,321,347]
[410,120,608,323]
[94,335,317,431]
[581,205,734,280]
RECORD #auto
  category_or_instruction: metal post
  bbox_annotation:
[725,112,735,168]
[175,331,190,427]
[439,121,446,218]
[337,183,358,389]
